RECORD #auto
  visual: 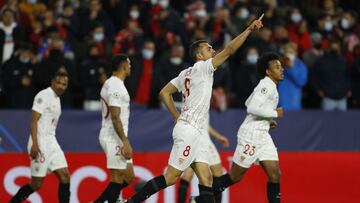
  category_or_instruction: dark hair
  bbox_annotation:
[190,40,208,61]
[53,71,68,79]
[111,54,129,72]
[257,52,280,78]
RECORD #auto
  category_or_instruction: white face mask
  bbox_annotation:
[170,57,182,65]
[238,8,249,19]
[151,0,158,5]
[324,21,333,31]
[28,0,37,4]
[286,53,296,62]
[341,18,350,29]
[19,55,31,63]
[142,49,154,59]
[291,13,302,23]
[246,54,258,64]
[130,10,140,19]
[194,9,207,17]
[93,33,104,42]
[158,0,169,8]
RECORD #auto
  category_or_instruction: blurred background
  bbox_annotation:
[0,0,360,202]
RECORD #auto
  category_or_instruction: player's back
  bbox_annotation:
[171,59,215,131]
[100,76,130,132]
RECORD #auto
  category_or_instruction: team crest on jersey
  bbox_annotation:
[179,158,185,165]
[240,156,246,162]
[112,92,121,99]
[261,87,268,94]
[36,98,43,104]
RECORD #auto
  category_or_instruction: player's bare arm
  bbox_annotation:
[109,106,132,159]
[212,13,264,69]
[159,83,180,122]
[270,120,278,129]
[209,125,230,147]
[30,110,41,159]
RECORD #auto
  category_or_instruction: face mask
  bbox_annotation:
[291,13,302,23]
[194,9,207,17]
[142,49,154,59]
[324,21,333,31]
[93,33,104,42]
[238,8,249,19]
[247,54,258,64]
[28,0,37,4]
[341,18,350,29]
[170,57,182,65]
[286,53,296,61]
[19,55,30,63]
[158,0,169,8]
[151,0,157,5]
[130,10,140,19]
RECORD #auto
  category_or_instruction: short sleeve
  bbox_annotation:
[170,76,182,92]
[32,92,47,114]
[108,85,123,107]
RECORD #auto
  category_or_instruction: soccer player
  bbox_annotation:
[120,14,264,203]
[9,71,71,203]
[94,54,134,203]
[193,52,284,203]
[177,121,229,203]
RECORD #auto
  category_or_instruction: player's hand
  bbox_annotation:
[122,140,133,160]
[248,13,264,31]
[30,144,41,160]
[217,135,230,147]
[270,120,278,129]
[276,107,284,118]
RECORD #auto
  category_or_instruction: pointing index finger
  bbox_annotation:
[258,13,264,21]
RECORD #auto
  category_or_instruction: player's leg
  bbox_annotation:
[210,163,223,203]
[260,160,281,203]
[178,167,194,203]
[191,162,214,203]
[259,135,281,203]
[95,141,132,203]
[9,177,44,203]
[54,167,71,203]
[126,165,182,203]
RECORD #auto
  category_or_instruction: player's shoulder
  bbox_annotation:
[35,87,51,98]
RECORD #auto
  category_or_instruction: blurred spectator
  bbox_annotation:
[18,0,47,29]
[278,42,308,111]
[317,14,340,48]
[311,40,351,111]
[35,37,77,108]
[350,45,360,108]
[127,40,157,107]
[0,8,26,64]
[77,23,112,62]
[1,42,35,108]
[232,47,260,108]
[37,26,74,61]
[79,43,107,111]
[230,2,252,35]
[287,7,312,56]
[157,43,187,108]
[112,4,144,55]
[322,0,343,18]
[1,0,32,34]
[59,2,80,42]
[78,0,115,39]
[303,32,324,68]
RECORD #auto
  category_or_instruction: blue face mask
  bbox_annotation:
[93,33,104,42]
[324,21,333,31]
[142,49,154,59]
[247,54,258,64]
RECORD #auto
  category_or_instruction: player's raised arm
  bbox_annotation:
[212,14,264,69]
[159,82,180,122]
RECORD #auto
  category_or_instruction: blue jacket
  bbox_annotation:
[278,58,308,110]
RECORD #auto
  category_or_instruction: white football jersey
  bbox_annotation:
[241,76,279,132]
[171,58,215,131]
[100,76,130,139]
[31,87,61,139]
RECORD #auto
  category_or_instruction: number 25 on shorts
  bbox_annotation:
[243,144,256,156]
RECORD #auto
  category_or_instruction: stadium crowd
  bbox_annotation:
[0,0,359,111]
